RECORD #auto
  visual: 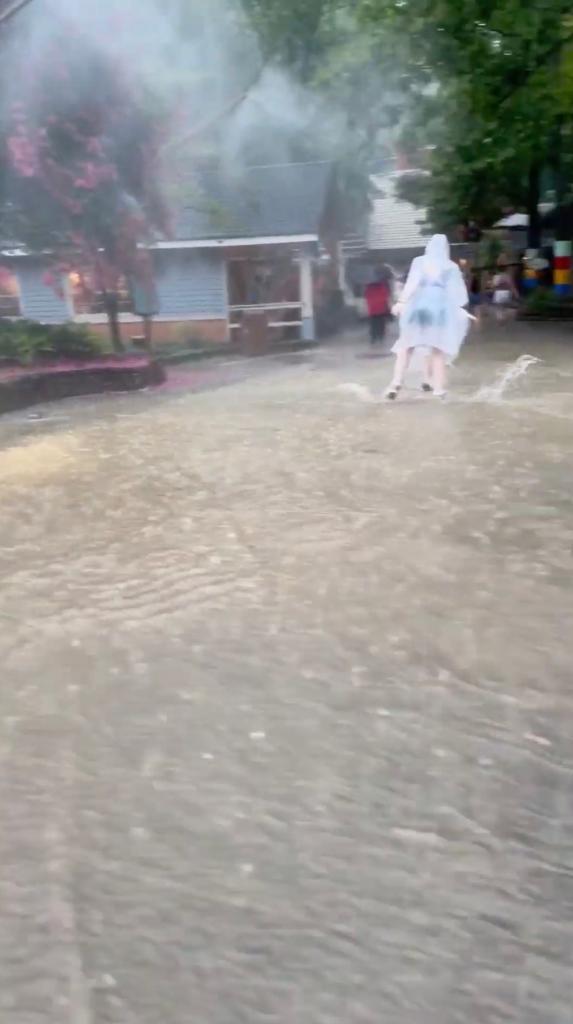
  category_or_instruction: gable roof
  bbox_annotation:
[173,161,333,242]
[368,172,430,252]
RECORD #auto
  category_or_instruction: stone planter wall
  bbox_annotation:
[0,357,165,416]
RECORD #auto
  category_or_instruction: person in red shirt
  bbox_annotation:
[364,272,392,344]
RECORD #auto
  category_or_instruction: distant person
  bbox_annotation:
[492,257,518,322]
[465,220,482,243]
[364,273,392,345]
[385,234,469,400]
[468,265,483,324]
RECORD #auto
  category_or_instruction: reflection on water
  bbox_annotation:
[0,326,573,1022]
[0,434,82,482]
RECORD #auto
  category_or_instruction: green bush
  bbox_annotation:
[525,288,554,313]
[0,321,108,365]
[47,324,106,360]
[523,288,573,317]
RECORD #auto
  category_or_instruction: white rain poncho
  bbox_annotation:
[392,235,469,361]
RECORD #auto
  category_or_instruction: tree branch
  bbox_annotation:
[0,0,35,28]
[498,29,573,108]
[162,63,267,154]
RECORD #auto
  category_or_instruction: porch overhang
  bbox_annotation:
[150,235,318,251]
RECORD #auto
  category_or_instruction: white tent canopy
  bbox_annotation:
[494,213,529,229]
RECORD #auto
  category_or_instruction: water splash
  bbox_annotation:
[337,383,377,403]
[475,355,541,402]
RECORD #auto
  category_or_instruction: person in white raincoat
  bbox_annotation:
[386,234,469,400]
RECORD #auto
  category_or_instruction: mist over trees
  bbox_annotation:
[360,0,573,237]
[0,0,571,345]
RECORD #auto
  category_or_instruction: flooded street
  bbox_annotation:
[1,325,573,1023]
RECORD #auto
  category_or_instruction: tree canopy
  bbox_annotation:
[239,0,430,232]
[3,0,571,336]
[0,4,171,348]
[360,0,573,237]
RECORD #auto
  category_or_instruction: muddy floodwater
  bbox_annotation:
[1,325,572,1023]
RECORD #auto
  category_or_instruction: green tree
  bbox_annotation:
[243,0,333,82]
[361,0,573,241]
[240,0,426,232]
[1,9,169,350]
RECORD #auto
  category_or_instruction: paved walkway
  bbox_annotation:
[0,325,572,1023]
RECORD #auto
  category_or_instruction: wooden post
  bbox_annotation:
[299,251,315,342]
[143,316,153,352]
[523,249,539,291]
[554,240,571,296]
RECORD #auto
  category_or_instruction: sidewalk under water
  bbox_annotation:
[0,323,572,1023]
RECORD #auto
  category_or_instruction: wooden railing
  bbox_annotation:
[229,302,302,331]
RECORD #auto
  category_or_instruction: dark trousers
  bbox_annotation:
[369,313,387,343]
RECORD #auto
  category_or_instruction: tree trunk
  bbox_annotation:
[551,127,572,295]
[103,291,123,353]
[143,315,153,353]
[552,119,568,241]
[526,164,541,250]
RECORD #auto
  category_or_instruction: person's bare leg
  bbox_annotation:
[392,347,412,386]
[431,348,447,396]
[386,347,412,398]
[422,351,433,392]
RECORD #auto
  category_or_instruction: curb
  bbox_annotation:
[158,340,320,367]
[0,359,165,416]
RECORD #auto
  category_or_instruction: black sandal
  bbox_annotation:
[385,386,401,400]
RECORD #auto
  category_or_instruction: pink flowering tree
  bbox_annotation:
[2,17,171,350]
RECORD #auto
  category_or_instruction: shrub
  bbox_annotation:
[525,288,555,312]
[522,288,573,317]
[0,320,107,364]
[46,323,106,360]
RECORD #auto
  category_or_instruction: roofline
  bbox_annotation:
[0,234,319,258]
[368,243,428,252]
[368,242,469,252]
[151,234,318,250]
[243,160,332,170]
[0,248,42,257]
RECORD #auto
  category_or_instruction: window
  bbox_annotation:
[69,272,133,316]
[228,254,300,307]
[0,266,21,318]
